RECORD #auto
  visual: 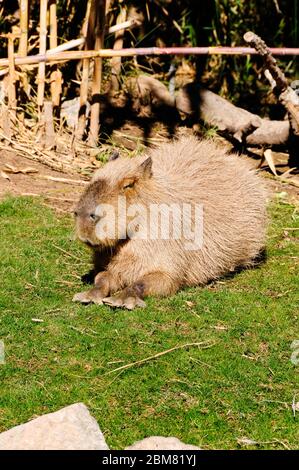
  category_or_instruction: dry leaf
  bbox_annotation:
[1,170,11,181]
[263,149,277,176]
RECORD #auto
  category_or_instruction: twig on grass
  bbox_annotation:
[51,243,82,261]
[69,325,97,337]
[105,341,215,375]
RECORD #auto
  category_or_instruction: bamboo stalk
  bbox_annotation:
[77,0,92,140]
[18,0,29,57]
[43,100,56,148]
[49,0,57,49]
[110,5,127,92]
[108,18,140,34]
[88,0,107,146]
[37,0,48,113]
[1,76,11,138]
[49,0,61,109]
[50,38,85,53]
[7,34,17,124]
[0,46,298,71]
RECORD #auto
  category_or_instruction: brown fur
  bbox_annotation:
[73,136,267,308]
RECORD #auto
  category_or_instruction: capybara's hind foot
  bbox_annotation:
[72,287,105,305]
[103,288,146,310]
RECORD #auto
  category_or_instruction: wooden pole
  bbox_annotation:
[18,0,30,98]
[7,34,17,125]
[18,0,29,57]
[37,0,48,114]
[49,0,57,49]
[49,0,61,109]
[88,0,106,146]
[43,100,56,148]
[76,0,92,139]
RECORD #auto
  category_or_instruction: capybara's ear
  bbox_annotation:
[120,157,153,191]
[138,157,152,179]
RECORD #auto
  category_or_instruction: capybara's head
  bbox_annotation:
[74,152,153,248]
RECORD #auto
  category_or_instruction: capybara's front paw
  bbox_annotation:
[72,287,104,305]
[103,288,146,310]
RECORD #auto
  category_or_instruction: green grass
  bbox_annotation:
[0,196,298,449]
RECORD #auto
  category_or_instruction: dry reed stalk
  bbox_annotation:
[88,0,107,146]
[37,0,48,114]
[110,4,127,92]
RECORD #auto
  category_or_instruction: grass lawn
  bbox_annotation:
[0,195,298,449]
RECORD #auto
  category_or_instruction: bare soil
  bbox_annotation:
[0,149,85,213]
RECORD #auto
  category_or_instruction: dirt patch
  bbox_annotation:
[0,149,86,212]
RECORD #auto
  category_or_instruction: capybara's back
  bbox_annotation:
[147,136,267,286]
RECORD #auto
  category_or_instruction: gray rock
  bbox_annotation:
[0,403,109,450]
[61,97,90,129]
[125,436,200,450]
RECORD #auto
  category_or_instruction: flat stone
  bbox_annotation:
[0,403,109,450]
[125,436,200,450]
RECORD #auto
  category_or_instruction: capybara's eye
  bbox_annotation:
[89,213,97,221]
[73,211,78,217]
[124,182,135,189]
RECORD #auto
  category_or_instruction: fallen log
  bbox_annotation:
[175,82,290,146]
[124,75,291,147]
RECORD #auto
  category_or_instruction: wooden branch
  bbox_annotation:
[37,0,48,111]
[244,32,288,91]
[244,31,299,165]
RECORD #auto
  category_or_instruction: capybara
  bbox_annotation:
[73,136,267,309]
